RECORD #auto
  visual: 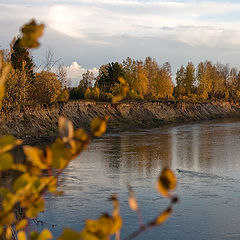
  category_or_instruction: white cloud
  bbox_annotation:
[2,1,240,49]
[1,0,240,73]
[43,1,240,48]
[64,61,98,87]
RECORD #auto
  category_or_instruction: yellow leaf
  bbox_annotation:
[112,77,129,103]
[47,177,57,193]
[58,117,74,143]
[0,153,13,170]
[2,212,15,225]
[59,228,82,240]
[79,229,99,240]
[44,147,53,166]
[51,138,71,169]
[128,194,138,211]
[5,226,12,239]
[0,135,22,155]
[20,19,45,48]
[126,183,138,211]
[23,146,47,170]
[91,117,108,137]
[13,173,30,191]
[157,168,177,197]
[38,229,53,240]
[26,197,45,219]
[17,231,27,240]
[11,163,27,172]
[156,208,172,225]
[110,216,122,235]
[16,219,28,231]
[74,128,88,142]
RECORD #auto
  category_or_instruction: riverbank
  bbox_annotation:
[1,100,240,143]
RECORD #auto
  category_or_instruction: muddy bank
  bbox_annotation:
[1,100,240,142]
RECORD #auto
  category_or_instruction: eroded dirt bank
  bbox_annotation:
[1,100,240,142]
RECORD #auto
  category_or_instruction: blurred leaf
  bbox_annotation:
[44,147,53,166]
[112,77,129,103]
[16,219,28,231]
[5,226,12,239]
[51,138,71,169]
[13,173,32,192]
[74,128,88,142]
[26,197,45,219]
[58,117,74,143]
[23,146,48,170]
[18,231,27,240]
[0,187,13,200]
[2,212,15,225]
[59,228,82,240]
[110,194,120,217]
[38,229,53,240]
[20,19,44,48]
[0,153,13,171]
[126,183,138,211]
[128,194,138,212]
[11,163,27,172]
[157,168,177,197]
[156,208,172,225]
[91,116,108,137]
[47,177,57,193]
[0,135,22,155]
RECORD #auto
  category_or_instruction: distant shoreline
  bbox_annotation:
[1,99,240,144]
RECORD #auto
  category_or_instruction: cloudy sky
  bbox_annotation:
[1,0,240,85]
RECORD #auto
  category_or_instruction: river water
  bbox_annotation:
[32,119,240,239]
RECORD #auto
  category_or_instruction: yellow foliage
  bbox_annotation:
[20,20,45,48]
[34,71,62,103]
[157,168,177,197]
[112,77,129,103]
[91,116,109,137]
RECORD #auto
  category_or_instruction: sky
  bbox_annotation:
[1,0,240,86]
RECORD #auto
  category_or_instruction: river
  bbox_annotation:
[23,118,240,239]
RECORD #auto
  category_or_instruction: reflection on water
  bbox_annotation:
[2,118,240,239]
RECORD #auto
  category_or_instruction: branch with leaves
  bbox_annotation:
[0,19,178,240]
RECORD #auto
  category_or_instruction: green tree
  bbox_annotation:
[96,62,125,93]
[185,62,195,95]
[175,65,186,97]
[10,38,35,79]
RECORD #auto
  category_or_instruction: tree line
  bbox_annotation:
[2,37,240,108]
[71,58,240,101]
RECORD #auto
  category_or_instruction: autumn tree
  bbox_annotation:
[154,62,174,99]
[122,57,138,90]
[34,71,61,103]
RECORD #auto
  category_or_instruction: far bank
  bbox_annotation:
[1,100,240,143]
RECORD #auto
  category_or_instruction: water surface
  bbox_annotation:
[34,118,240,239]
